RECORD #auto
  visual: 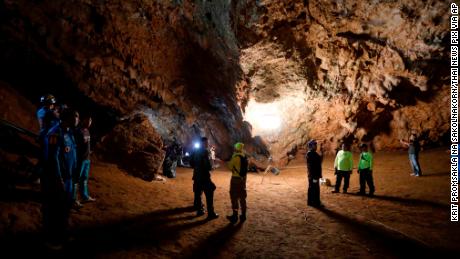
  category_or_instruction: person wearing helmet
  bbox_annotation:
[35,94,59,184]
[226,142,248,223]
[189,137,219,220]
[305,139,324,207]
[41,108,79,248]
[37,94,59,137]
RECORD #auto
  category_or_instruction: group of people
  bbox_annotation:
[305,134,423,207]
[35,94,424,242]
[190,133,423,221]
[36,94,95,248]
[189,137,248,223]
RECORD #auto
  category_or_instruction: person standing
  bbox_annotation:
[226,142,248,223]
[400,134,422,177]
[37,94,59,136]
[305,140,324,207]
[333,143,353,193]
[35,94,60,183]
[210,145,217,169]
[190,137,219,220]
[73,115,96,207]
[357,143,375,196]
[41,108,78,248]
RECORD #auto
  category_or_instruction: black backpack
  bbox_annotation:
[237,155,248,177]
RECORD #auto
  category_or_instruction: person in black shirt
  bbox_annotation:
[305,139,324,207]
[190,137,219,220]
[400,134,422,177]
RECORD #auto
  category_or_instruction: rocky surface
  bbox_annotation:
[0,0,451,166]
[97,113,165,181]
[235,0,450,159]
[0,0,258,163]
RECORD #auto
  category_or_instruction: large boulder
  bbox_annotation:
[98,114,165,181]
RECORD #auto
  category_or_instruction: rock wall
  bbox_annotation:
[234,0,450,160]
[0,0,451,166]
[0,0,264,163]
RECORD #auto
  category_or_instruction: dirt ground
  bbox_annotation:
[1,148,459,258]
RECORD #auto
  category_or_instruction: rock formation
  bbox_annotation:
[98,113,164,181]
[0,0,451,172]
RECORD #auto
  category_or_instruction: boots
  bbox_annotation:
[239,211,247,222]
[226,210,238,224]
[207,211,219,220]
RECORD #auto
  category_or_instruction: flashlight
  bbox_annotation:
[194,142,200,149]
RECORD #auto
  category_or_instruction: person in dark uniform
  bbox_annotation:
[190,137,219,220]
[73,115,96,207]
[400,134,422,177]
[305,139,324,207]
[41,108,79,248]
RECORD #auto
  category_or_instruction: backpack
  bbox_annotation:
[237,155,248,177]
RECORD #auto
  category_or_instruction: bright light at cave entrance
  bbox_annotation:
[244,100,282,133]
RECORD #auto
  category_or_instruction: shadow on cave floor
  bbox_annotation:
[417,171,450,177]
[343,193,448,209]
[0,150,456,258]
[0,205,242,258]
[0,186,41,203]
[182,222,243,259]
[316,207,456,258]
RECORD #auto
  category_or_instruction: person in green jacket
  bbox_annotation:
[332,143,353,193]
[226,142,248,224]
[357,143,375,196]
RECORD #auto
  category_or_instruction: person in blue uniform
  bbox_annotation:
[37,94,60,137]
[36,94,60,182]
[41,108,79,248]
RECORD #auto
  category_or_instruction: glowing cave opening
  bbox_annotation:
[244,100,282,134]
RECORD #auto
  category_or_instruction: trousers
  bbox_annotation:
[193,179,216,213]
[335,170,351,192]
[230,177,247,212]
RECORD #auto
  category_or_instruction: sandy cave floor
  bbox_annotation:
[1,148,459,258]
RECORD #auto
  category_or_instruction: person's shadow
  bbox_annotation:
[418,171,450,177]
[344,192,448,209]
[1,205,214,257]
[315,207,457,257]
[182,221,244,259]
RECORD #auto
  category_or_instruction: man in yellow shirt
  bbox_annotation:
[333,143,353,193]
[226,142,248,224]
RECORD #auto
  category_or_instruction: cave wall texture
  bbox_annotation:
[0,0,451,167]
